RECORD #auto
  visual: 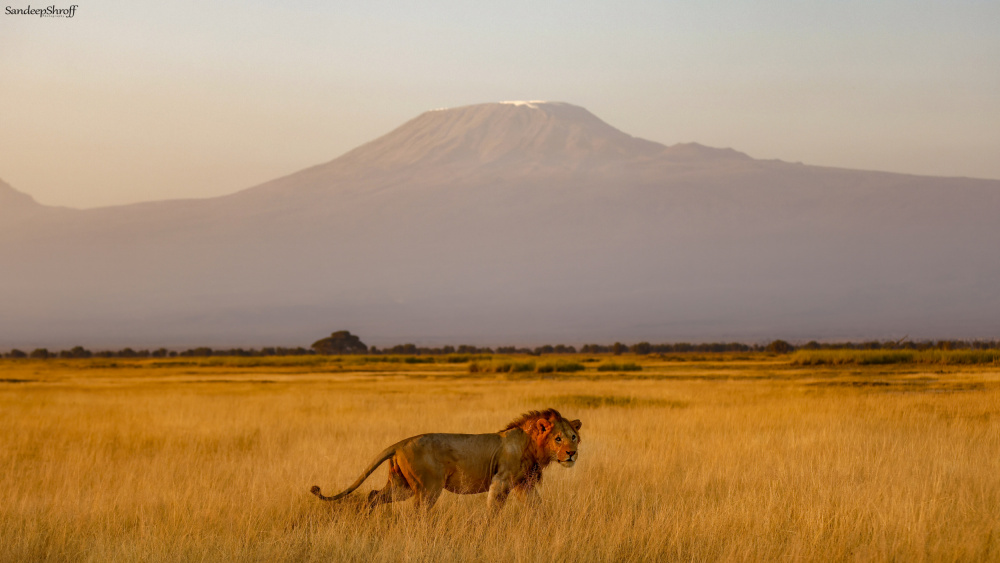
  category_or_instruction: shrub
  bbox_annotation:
[469,360,582,374]
[470,360,535,374]
[403,356,434,364]
[536,361,584,374]
[596,362,643,372]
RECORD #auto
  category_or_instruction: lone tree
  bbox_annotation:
[311,331,368,355]
[765,339,794,354]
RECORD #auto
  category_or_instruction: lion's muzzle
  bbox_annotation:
[558,450,578,466]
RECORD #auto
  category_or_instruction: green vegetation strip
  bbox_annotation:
[791,349,1000,366]
[469,360,584,374]
[596,362,642,372]
[541,394,688,409]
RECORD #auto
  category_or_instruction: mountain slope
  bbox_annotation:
[1,102,998,348]
[0,178,52,218]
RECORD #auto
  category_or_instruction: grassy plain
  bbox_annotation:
[1,354,999,562]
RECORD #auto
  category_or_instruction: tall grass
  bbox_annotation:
[1,359,998,561]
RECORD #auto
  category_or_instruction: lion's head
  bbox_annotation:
[504,408,583,468]
[537,414,582,467]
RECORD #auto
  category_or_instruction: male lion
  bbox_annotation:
[310,408,582,512]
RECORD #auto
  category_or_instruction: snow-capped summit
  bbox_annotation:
[498,100,551,109]
[316,101,666,173]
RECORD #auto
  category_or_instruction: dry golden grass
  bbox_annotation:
[1,356,999,562]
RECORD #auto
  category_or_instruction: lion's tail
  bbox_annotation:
[310,444,397,502]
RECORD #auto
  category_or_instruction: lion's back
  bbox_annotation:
[405,432,502,464]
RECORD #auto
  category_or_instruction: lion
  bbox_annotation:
[310,408,582,512]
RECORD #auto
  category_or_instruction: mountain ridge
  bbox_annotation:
[0,178,42,209]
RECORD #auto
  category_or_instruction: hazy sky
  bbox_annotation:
[2,0,998,208]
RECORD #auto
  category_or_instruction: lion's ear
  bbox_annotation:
[535,419,551,434]
[570,419,582,431]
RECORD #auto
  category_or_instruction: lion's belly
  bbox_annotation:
[411,433,500,495]
[443,472,492,494]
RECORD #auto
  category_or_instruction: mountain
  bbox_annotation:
[1,102,999,349]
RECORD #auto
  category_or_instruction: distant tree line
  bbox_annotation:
[1,346,314,359]
[580,342,758,355]
[4,334,999,359]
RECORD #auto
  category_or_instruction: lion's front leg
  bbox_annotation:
[513,482,541,506]
[487,474,512,512]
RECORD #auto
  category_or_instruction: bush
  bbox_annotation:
[470,360,534,374]
[596,362,642,372]
[469,360,583,374]
[536,361,584,374]
[403,356,434,364]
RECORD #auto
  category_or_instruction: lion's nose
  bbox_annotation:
[567,451,577,459]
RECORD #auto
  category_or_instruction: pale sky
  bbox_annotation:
[1,0,998,208]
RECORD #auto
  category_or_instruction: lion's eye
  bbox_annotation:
[555,437,562,443]
[572,435,577,441]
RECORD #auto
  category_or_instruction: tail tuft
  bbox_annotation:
[310,485,322,497]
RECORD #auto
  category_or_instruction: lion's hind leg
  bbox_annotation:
[413,482,444,513]
[366,461,414,509]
